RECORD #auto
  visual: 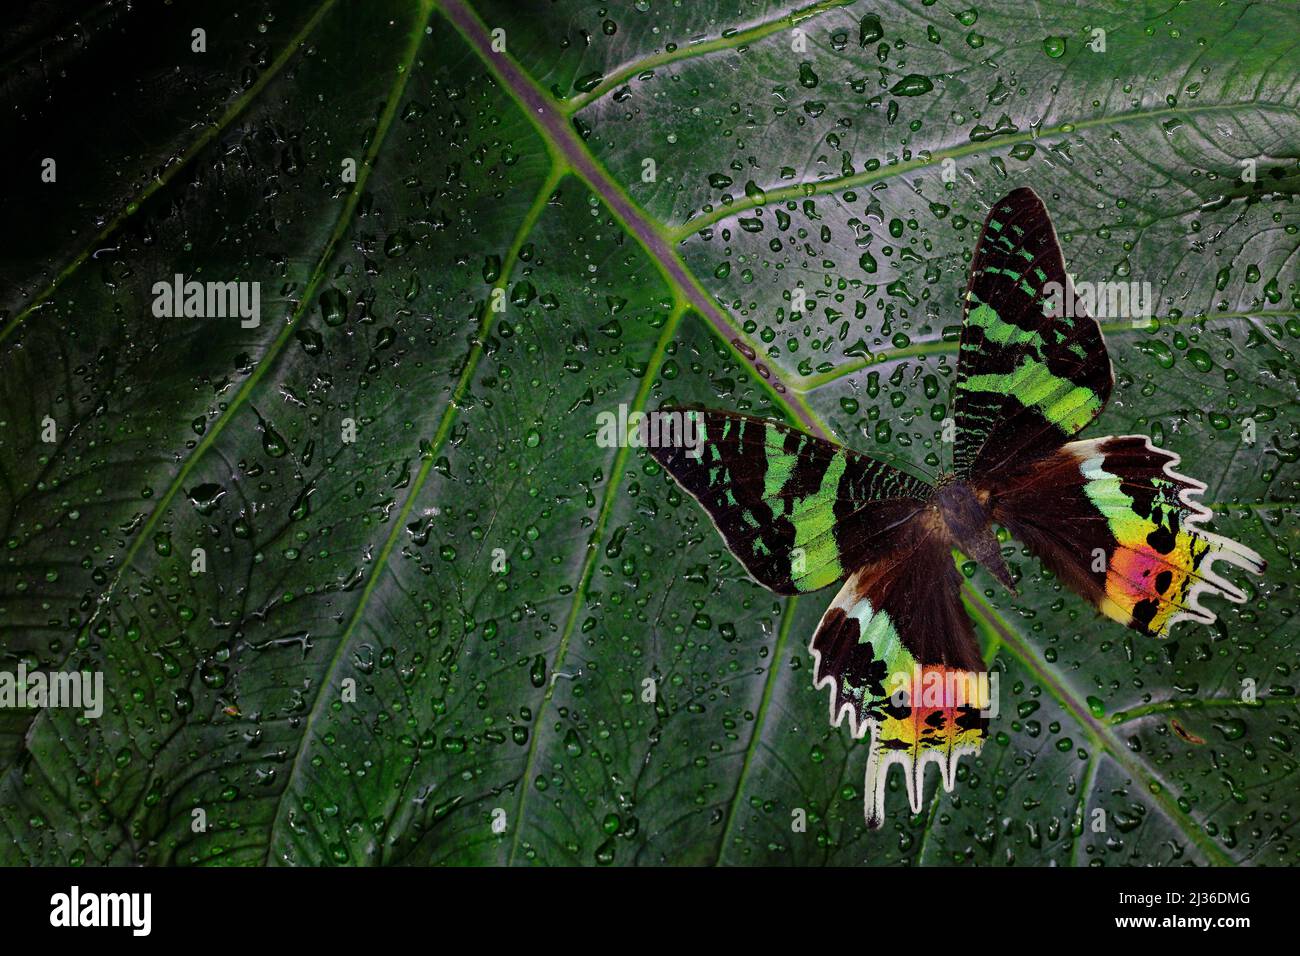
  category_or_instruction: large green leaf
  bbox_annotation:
[1,0,1296,866]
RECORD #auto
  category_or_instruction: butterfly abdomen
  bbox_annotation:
[934,479,1015,592]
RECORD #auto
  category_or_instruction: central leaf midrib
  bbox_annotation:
[437,0,826,437]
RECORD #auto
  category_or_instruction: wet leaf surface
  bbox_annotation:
[0,0,1297,865]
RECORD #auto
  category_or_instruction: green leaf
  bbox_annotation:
[1,0,1296,866]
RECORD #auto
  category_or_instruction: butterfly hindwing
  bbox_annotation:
[648,408,931,594]
[990,435,1264,637]
[810,513,988,827]
[953,187,1114,479]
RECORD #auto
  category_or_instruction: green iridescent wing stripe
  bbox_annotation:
[648,408,932,594]
[809,515,987,827]
[952,187,1114,479]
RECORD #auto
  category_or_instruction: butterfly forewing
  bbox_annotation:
[953,187,1114,479]
[648,408,931,594]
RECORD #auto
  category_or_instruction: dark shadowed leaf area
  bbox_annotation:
[0,0,1297,866]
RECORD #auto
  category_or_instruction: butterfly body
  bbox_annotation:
[651,188,1264,829]
[931,478,1014,593]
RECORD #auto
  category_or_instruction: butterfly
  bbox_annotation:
[648,187,1265,829]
